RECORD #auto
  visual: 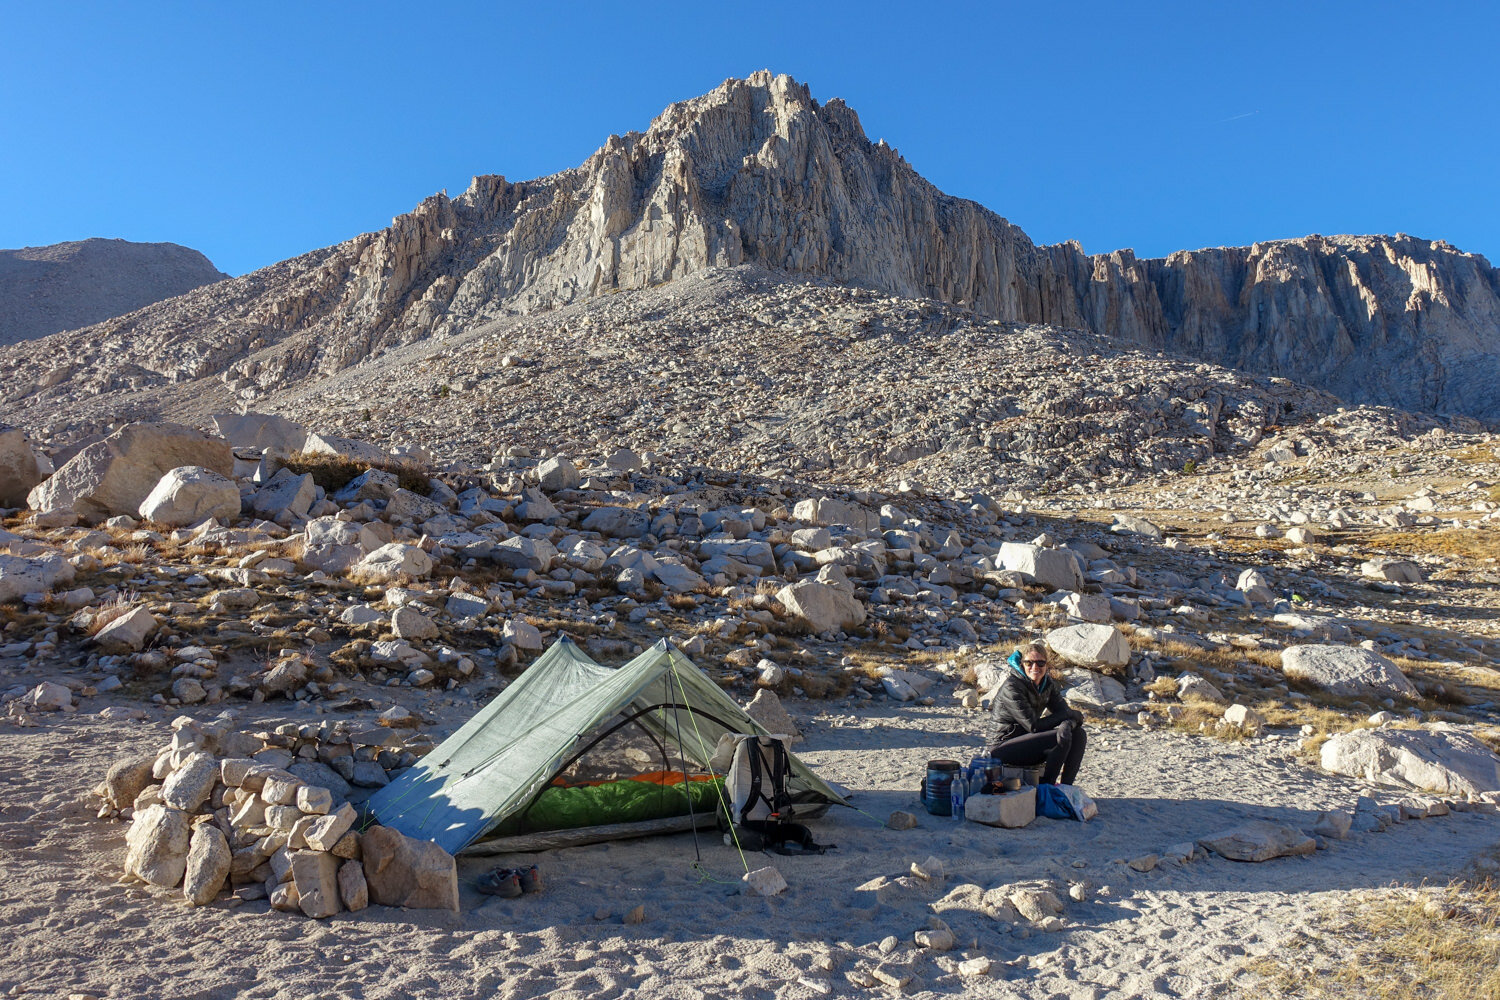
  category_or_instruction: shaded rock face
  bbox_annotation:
[1,74,1496,425]
[0,238,227,346]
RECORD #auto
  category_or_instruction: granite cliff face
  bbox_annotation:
[0,238,228,347]
[1,72,1497,423]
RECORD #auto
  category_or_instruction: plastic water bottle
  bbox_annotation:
[951,769,966,819]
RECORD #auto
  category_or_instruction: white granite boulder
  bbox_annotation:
[791,497,879,532]
[1320,725,1500,797]
[303,433,389,466]
[1062,669,1126,709]
[0,552,75,604]
[138,465,241,527]
[28,422,232,521]
[93,606,158,653]
[353,543,433,583]
[0,425,42,507]
[251,468,316,520]
[1045,623,1130,672]
[536,456,580,492]
[1281,645,1417,699]
[124,804,191,887]
[183,824,231,906]
[210,412,308,453]
[1198,820,1315,862]
[1361,557,1423,584]
[999,543,1084,592]
[775,579,866,634]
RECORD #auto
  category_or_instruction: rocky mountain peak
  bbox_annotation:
[1,73,1497,426]
[0,237,228,347]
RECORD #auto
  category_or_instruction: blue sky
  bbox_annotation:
[3,2,1496,276]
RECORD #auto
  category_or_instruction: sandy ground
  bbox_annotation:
[2,694,1496,1000]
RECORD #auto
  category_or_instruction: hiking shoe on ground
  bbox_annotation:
[477,868,522,898]
[517,865,540,893]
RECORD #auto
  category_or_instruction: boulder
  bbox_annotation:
[790,527,833,551]
[1061,669,1126,709]
[1281,645,1417,699]
[604,448,642,473]
[1110,514,1163,539]
[391,606,438,640]
[512,488,560,521]
[160,752,220,812]
[1284,525,1318,545]
[93,606,157,653]
[791,497,879,532]
[1320,726,1500,797]
[124,804,191,887]
[1176,673,1228,705]
[0,553,74,604]
[1198,821,1316,862]
[491,536,557,573]
[536,456,580,492]
[652,561,708,593]
[183,824,231,906]
[138,465,242,527]
[1235,568,1276,604]
[303,433,389,466]
[1060,592,1111,623]
[291,849,342,919]
[360,825,459,911]
[251,469,316,520]
[998,543,1083,591]
[743,689,801,743]
[385,488,445,523]
[1222,704,1264,730]
[1312,809,1353,839]
[305,803,357,852]
[775,579,866,634]
[353,543,433,583]
[27,422,233,521]
[24,681,72,711]
[445,592,489,619]
[102,754,157,809]
[332,469,401,503]
[501,619,544,652]
[0,425,42,507]
[581,506,650,538]
[210,412,308,454]
[1045,623,1130,672]
[1361,557,1424,584]
[339,860,369,911]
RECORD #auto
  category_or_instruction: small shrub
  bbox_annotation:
[281,451,432,496]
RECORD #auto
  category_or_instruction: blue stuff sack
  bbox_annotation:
[1035,784,1078,820]
[1036,784,1097,822]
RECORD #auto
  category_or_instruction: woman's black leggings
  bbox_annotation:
[989,722,1087,785]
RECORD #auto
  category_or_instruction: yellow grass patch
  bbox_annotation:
[1364,528,1500,561]
[1245,877,1500,999]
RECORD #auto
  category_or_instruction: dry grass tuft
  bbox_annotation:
[1365,529,1500,561]
[280,451,432,496]
[1244,877,1500,999]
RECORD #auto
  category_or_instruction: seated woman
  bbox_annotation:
[987,640,1087,786]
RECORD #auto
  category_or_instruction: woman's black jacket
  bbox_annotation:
[987,650,1084,747]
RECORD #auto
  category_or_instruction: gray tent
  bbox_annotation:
[368,637,848,855]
